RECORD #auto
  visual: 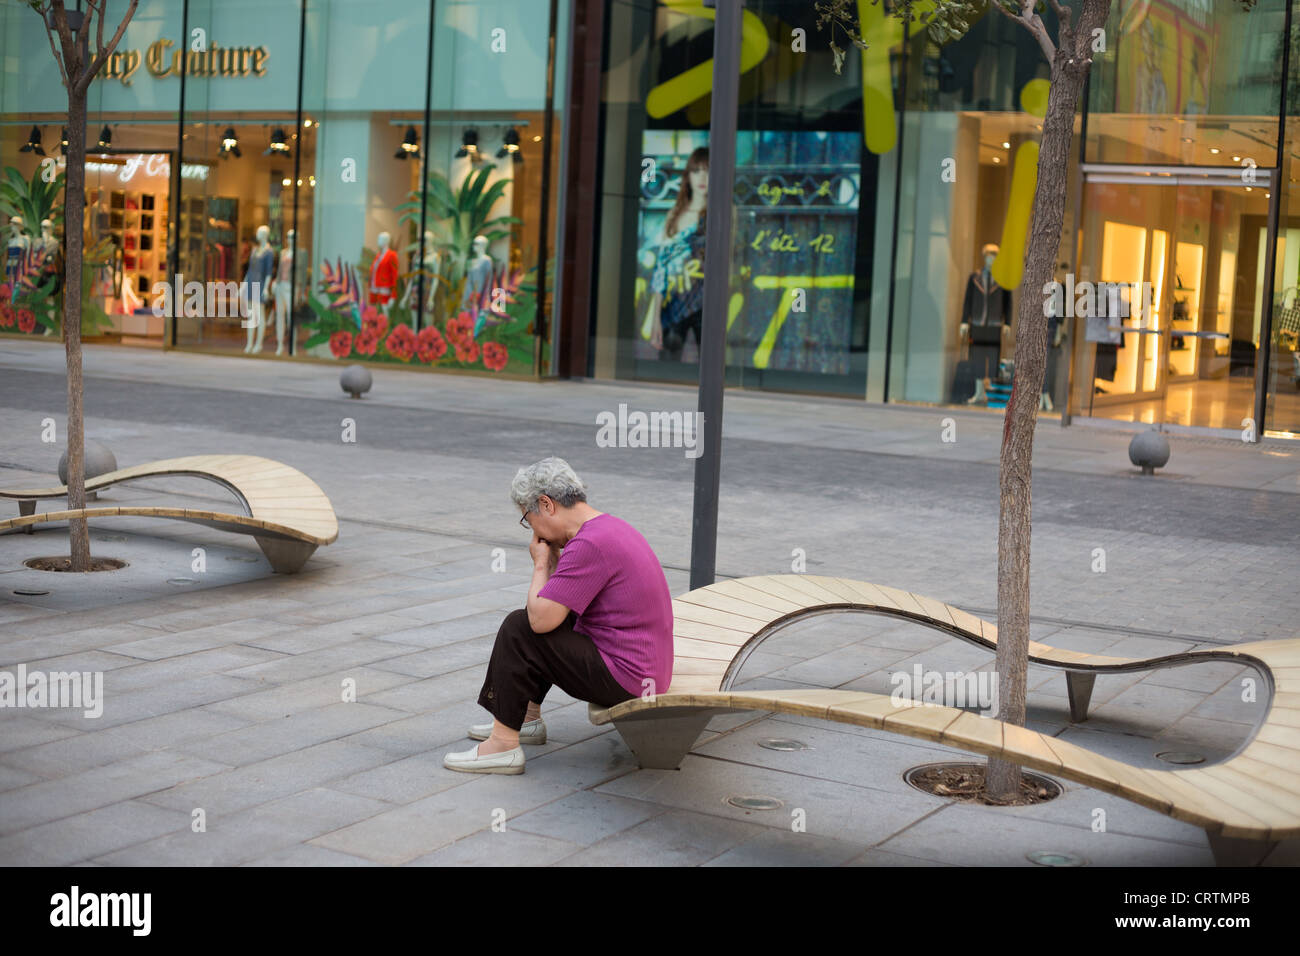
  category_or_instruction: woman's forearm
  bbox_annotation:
[527,555,567,632]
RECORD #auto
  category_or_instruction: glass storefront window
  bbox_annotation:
[1086,0,1287,168]
[3,0,566,380]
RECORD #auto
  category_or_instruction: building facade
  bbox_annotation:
[3,0,1298,439]
[2,0,567,374]
[574,0,1299,439]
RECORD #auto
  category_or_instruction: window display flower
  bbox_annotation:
[417,325,447,362]
[355,328,380,356]
[454,338,479,364]
[16,308,36,333]
[329,330,353,358]
[482,341,508,372]
[361,306,389,340]
[0,303,13,328]
[385,322,417,362]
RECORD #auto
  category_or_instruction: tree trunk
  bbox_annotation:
[63,69,90,570]
[985,16,1102,803]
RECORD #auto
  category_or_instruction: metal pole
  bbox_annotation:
[881,9,909,403]
[415,0,436,334]
[289,0,307,354]
[1254,0,1293,439]
[688,0,742,591]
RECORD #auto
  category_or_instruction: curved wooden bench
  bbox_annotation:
[588,574,1300,866]
[0,455,338,573]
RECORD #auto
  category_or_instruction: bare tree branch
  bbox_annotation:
[49,0,76,75]
[990,1,1058,62]
[1023,14,1057,62]
[77,0,95,59]
[1046,0,1071,27]
[41,8,70,88]
[91,0,105,63]
[77,0,138,96]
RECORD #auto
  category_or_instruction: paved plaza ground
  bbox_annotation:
[1,336,1298,866]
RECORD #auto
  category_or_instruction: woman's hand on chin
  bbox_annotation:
[529,533,559,573]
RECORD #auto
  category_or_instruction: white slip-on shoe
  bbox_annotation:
[443,743,525,775]
[467,718,546,744]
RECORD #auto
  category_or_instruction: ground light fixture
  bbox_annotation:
[20,126,45,156]
[220,127,241,158]
[97,125,112,149]
[395,125,419,159]
[265,128,290,156]
[455,128,479,159]
[497,127,523,162]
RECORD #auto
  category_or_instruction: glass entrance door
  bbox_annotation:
[1070,170,1272,430]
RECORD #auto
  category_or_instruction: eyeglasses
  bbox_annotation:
[519,512,532,530]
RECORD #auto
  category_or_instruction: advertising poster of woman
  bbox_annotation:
[640,145,709,363]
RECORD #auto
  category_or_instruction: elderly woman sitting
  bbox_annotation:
[444,457,675,774]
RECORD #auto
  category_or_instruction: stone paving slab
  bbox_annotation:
[3,339,1298,866]
[876,804,1215,867]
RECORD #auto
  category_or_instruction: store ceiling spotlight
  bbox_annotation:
[455,128,479,159]
[19,126,46,156]
[265,128,291,156]
[60,127,69,156]
[220,127,241,159]
[97,125,112,150]
[395,125,419,160]
[497,127,523,163]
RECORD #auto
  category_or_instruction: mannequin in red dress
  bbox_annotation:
[369,231,399,315]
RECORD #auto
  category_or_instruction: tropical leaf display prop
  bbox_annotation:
[0,164,66,234]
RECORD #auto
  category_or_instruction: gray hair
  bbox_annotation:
[511,457,588,513]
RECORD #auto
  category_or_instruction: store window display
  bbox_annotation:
[369,231,400,316]
[242,224,275,353]
[956,242,1011,403]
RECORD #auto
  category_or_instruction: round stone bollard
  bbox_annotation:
[341,364,373,399]
[59,440,118,500]
[1128,429,1170,476]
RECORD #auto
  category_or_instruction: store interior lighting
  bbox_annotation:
[60,127,69,156]
[97,125,112,149]
[19,125,45,156]
[454,128,479,159]
[395,125,420,160]
[265,127,290,156]
[497,127,522,163]
[219,127,241,159]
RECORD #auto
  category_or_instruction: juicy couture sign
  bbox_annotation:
[99,39,268,86]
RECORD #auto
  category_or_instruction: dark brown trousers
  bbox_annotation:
[477,608,636,731]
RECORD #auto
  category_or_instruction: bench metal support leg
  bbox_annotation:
[19,499,34,534]
[611,709,722,770]
[1207,831,1278,867]
[254,537,317,574]
[1066,672,1096,722]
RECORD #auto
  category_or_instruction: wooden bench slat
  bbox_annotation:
[672,618,754,645]
[706,578,807,614]
[776,574,856,606]
[728,575,825,609]
[675,590,783,625]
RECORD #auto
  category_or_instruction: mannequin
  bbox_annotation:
[6,216,28,299]
[273,229,296,355]
[242,225,275,353]
[959,242,1012,404]
[369,231,399,316]
[399,229,442,315]
[460,235,494,338]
